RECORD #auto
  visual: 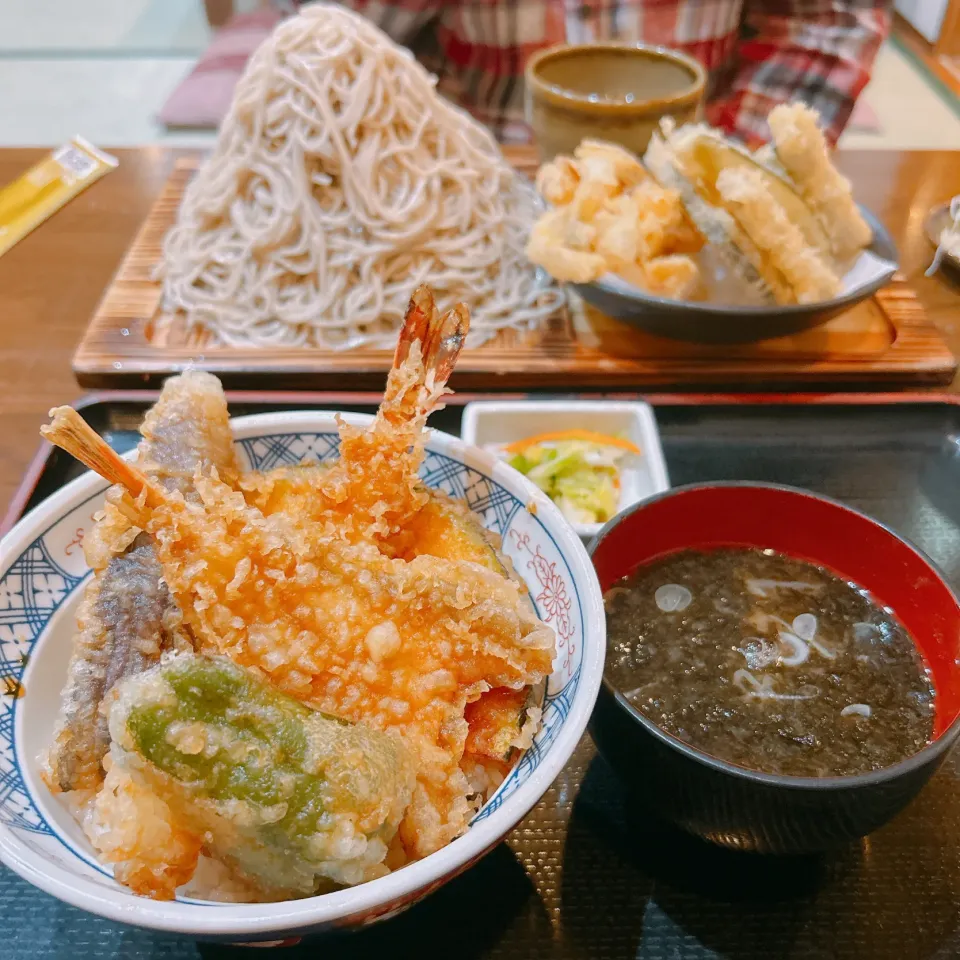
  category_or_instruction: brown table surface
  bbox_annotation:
[1,147,959,519]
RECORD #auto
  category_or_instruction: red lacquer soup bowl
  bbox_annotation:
[588,482,960,853]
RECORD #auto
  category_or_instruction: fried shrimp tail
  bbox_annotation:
[391,284,469,404]
[42,407,165,512]
[42,410,171,518]
[244,285,471,543]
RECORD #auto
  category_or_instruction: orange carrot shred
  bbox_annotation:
[503,429,640,455]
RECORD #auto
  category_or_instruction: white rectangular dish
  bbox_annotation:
[460,400,670,540]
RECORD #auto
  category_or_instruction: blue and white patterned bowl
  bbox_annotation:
[0,412,605,941]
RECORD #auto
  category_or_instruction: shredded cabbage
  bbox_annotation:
[505,439,629,524]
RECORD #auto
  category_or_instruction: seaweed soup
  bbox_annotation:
[605,548,936,777]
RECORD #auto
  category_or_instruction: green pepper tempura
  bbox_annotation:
[107,655,415,898]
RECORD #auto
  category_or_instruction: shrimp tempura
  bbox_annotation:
[243,285,469,546]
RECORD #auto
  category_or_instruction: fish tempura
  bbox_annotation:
[767,103,872,262]
[44,371,238,793]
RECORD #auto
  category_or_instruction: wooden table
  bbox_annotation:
[1,147,959,520]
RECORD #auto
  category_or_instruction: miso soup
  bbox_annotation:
[604,548,935,777]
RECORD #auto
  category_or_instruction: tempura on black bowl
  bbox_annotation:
[588,482,960,854]
[526,104,898,343]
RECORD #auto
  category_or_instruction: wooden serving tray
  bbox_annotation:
[72,149,957,390]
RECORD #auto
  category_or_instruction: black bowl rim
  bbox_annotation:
[578,205,898,319]
[588,480,960,792]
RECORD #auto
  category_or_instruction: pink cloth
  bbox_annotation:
[158,10,283,129]
[161,3,883,141]
[848,95,882,133]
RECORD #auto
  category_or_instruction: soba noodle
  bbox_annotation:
[159,3,563,350]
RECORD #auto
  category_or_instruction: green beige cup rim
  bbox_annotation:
[526,42,706,116]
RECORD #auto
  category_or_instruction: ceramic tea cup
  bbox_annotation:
[525,42,705,160]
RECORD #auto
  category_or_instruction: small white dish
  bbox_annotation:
[461,400,670,540]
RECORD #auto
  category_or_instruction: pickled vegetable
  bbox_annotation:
[500,433,635,525]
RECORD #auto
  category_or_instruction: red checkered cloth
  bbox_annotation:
[159,10,284,128]
[339,0,891,146]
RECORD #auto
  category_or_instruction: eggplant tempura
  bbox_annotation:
[41,285,556,901]
[644,105,874,305]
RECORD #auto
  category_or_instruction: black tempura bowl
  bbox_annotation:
[587,482,960,854]
[572,206,897,343]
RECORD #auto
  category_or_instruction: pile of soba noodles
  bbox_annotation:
[159,3,562,350]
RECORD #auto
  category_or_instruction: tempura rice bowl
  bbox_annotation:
[0,411,604,940]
